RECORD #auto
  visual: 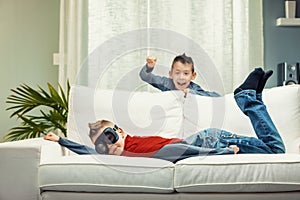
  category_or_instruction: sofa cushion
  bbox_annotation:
[183,85,300,153]
[67,86,184,148]
[39,154,175,193]
[174,154,300,192]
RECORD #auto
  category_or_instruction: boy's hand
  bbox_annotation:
[146,56,157,68]
[44,132,60,142]
[183,88,189,98]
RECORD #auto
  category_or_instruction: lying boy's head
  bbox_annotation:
[89,120,126,155]
[169,53,197,91]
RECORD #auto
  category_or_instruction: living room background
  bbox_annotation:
[0,0,300,141]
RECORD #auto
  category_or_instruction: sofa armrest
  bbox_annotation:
[0,138,64,200]
[40,139,66,164]
[0,138,43,200]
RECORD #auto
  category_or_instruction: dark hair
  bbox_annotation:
[88,120,114,139]
[171,53,194,73]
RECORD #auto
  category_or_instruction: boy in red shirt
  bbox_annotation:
[45,68,285,162]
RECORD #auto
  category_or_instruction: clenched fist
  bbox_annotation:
[44,132,60,142]
[146,56,157,68]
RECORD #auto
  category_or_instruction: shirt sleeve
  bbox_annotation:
[58,137,98,155]
[189,82,221,97]
[139,64,173,91]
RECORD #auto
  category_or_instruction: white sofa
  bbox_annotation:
[1,85,300,200]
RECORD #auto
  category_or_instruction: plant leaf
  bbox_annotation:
[4,81,70,141]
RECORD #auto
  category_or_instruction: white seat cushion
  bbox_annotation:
[174,154,300,192]
[39,155,175,193]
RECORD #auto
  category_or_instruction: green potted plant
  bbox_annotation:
[5,82,70,141]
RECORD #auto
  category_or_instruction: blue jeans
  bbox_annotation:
[153,90,285,162]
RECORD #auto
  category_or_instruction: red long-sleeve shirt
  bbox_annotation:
[121,135,183,157]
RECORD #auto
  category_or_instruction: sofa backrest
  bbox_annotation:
[67,85,300,153]
[67,86,185,148]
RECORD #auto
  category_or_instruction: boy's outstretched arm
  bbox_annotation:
[43,132,97,155]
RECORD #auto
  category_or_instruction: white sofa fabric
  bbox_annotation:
[39,155,175,193]
[0,85,300,200]
[175,154,300,192]
[68,85,300,153]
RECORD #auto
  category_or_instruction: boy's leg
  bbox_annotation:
[152,142,234,163]
[234,70,285,153]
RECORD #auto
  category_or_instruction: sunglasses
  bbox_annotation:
[94,124,119,154]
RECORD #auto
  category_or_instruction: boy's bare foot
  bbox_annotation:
[229,145,239,154]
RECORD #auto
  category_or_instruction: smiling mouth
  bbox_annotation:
[177,82,186,86]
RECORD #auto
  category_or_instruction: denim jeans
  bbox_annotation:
[153,90,285,162]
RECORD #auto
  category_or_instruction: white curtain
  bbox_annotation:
[58,0,88,89]
[59,0,263,94]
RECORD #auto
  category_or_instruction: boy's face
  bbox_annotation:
[169,61,197,91]
[91,125,125,156]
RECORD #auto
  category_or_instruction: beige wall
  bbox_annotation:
[0,0,60,140]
